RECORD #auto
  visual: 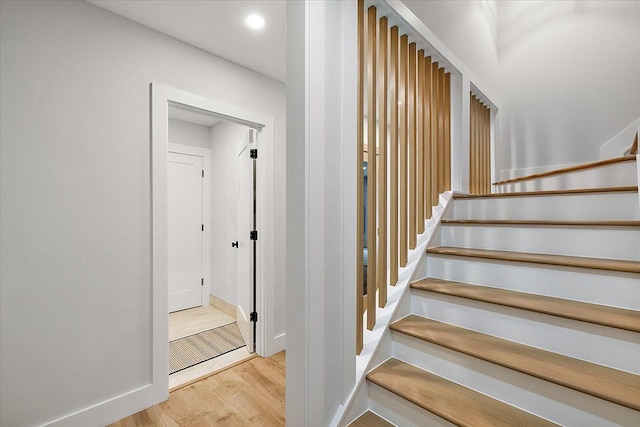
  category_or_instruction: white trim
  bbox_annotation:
[167,143,211,309]
[600,118,640,159]
[371,0,463,75]
[41,385,153,427]
[150,83,277,407]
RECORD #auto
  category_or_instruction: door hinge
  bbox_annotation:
[250,148,258,159]
[250,230,258,241]
[202,224,204,231]
[202,169,204,178]
[201,278,204,287]
[250,312,258,322]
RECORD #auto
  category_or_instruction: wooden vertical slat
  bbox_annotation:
[408,43,417,250]
[377,17,388,307]
[478,98,482,192]
[430,62,438,207]
[484,103,489,193]
[366,6,377,330]
[478,99,482,193]
[476,98,482,194]
[389,27,399,286]
[481,103,486,193]
[416,50,425,234]
[485,105,491,193]
[469,94,474,194]
[473,96,479,194]
[483,103,488,193]
[356,0,364,354]
[444,72,451,191]
[424,58,433,218]
[437,67,445,196]
[399,34,408,267]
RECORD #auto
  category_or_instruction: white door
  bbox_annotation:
[168,152,204,313]
[236,143,255,352]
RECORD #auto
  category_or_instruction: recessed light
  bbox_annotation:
[246,14,265,30]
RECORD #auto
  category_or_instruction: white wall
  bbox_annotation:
[0,1,285,426]
[402,1,640,178]
[209,121,249,306]
[497,1,640,177]
[168,118,211,149]
[402,0,500,96]
[286,1,357,425]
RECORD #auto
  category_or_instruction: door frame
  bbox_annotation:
[167,143,211,311]
[150,83,273,401]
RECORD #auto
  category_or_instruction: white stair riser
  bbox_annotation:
[440,225,640,261]
[427,255,640,310]
[367,382,456,427]
[452,193,640,221]
[495,161,638,193]
[410,291,640,374]
[392,335,640,427]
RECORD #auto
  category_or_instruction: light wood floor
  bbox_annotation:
[110,351,286,427]
[169,305,235,341]
[169,304,254,390]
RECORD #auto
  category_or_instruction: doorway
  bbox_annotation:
[151,83,274,398]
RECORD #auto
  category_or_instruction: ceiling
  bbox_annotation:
[87,0,286,83]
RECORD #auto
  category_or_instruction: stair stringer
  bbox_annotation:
[332,192,454,427]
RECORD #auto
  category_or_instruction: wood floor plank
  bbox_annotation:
[109,405,166,427]
[348,410,395,427]
[367,358,558,427]
[453,186,638,198]
[426,246,640,273]
[441,219,640,227]
[411,278,640,332]
[391,316,640,410]
[109,352,286,427]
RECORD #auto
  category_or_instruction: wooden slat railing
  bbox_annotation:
[356,1,452,354]
[356,0,364,354]
[366,5,378,331]
[469,94,491,194]
[378,16,388,308]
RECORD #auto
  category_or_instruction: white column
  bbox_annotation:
[286,1,357,425]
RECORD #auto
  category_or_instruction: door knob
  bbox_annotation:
[232,241,238,248]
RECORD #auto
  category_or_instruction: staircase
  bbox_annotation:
[347,160,640,426]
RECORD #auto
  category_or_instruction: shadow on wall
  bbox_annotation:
[497,0,640,58]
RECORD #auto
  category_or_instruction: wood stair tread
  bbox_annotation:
[390,315,640,411]
[453,186,638,198]
[426,246,640,273]
[411,278,640,332]
[348,411,395,427]
[493,156,636,186]
[367,358,558,427]
[440,219,640,227]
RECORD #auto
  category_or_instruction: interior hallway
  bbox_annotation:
[168,304,253,390]
[110,351,286,426]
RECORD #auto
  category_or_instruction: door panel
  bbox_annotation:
[236,143,255,352]
[168,152,203,313]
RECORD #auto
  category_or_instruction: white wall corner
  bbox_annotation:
[600,119,640,159]
[286,1,357,426]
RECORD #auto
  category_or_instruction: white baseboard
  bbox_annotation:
[267,332,286,357]
[42,384,155,427]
